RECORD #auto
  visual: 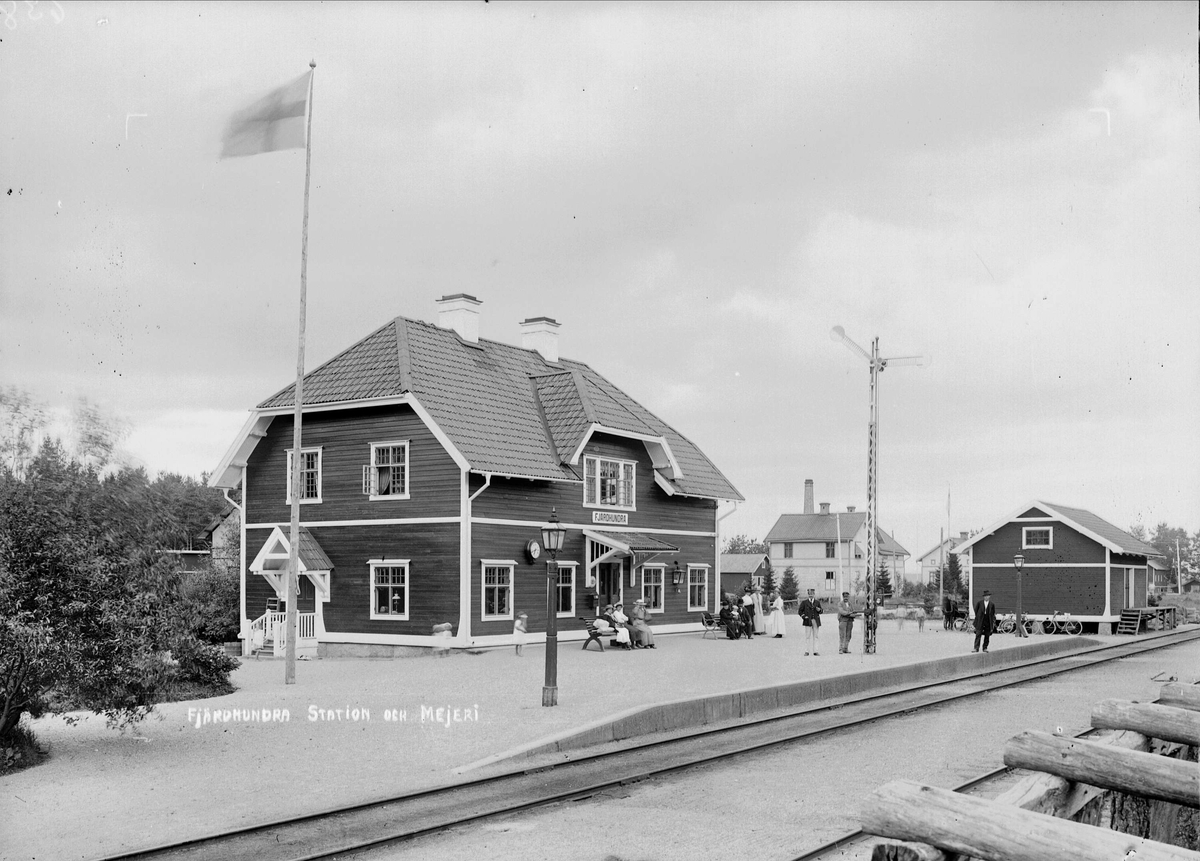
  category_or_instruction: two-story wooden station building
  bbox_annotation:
[211,295,742,655]
[953,501,1163,633]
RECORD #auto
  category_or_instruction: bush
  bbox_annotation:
[173,561,240,644]
[0,721,43,775]
[171,635,239,687]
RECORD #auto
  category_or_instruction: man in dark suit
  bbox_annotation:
[973,590,997,653]
[798,588,823,655]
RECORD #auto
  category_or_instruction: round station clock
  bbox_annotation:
[525,539,542,563]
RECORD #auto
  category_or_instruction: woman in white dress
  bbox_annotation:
[765,590,786,638]
[751,585,767,635]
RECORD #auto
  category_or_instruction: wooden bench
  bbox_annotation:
[580,618,608,651]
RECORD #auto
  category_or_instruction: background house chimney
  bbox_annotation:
[960,531,969,540]
[819,502,831,516]
[804,479,814,515]
[519,316,560,363]
[847,506,856,513]
[435,294,482,343]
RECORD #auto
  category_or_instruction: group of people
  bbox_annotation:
[718,585,788,639]
[593,600,657,650]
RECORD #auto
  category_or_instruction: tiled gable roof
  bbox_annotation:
[720,553,768,573]
[953,500,1164,558]
[764,512,909,556]
[251,316,741,499]
[1040,503,1162,558]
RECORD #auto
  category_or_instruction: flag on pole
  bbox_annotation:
[220,72,311,159]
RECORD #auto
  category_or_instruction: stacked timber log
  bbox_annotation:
[863,682,1200,860]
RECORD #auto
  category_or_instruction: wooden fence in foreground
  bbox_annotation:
[863,682,1200,860]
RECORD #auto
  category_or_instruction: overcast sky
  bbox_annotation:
[3,2,1197,572]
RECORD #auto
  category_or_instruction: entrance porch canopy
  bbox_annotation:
[249,525,333,601]
[583,529,679,585]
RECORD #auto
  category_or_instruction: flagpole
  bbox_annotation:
[285,60,316,686]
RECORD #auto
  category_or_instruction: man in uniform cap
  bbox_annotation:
[836,591,860,654]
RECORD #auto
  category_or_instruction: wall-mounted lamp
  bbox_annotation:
[672,562,683,590]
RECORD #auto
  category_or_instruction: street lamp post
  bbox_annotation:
[830,326,929,655]
[1013,553,1028,637]
[541,508,567,707]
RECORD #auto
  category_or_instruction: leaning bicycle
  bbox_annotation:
[997,613,1037,635]
[1041,609,1082,635]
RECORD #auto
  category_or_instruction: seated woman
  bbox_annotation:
[718,601,742,639]
[599,604,633,650]
[630,598,656,648]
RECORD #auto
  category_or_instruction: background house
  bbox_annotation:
[916,531,972,585]
[953,500,1163,633]
[719,553,769,597]
[764,480,909,598]
[211,295,742,655]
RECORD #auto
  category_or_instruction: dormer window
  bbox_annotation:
[584,455,635,510]
[363,441,409,499]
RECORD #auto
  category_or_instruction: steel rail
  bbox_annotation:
[97,628,1200,861]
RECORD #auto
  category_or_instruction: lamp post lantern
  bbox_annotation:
[1013,553,1028,637]
[541,508,567,707]
[830,326,929,654]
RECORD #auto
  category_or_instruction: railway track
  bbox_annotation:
[99,628,1200,861]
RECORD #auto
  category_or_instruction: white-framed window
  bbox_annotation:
[825,571,836,592]
[783,542,794,558]
[555,562,577,618]
[369,559,410,620]
[481,560,515,621]
[642,566,665,612]
[286,447,322,504]
[687,565,709,611]
[825,542,836,558]
[583,455,636,510]
[363,441,409,499]
[1022,526,1053,549]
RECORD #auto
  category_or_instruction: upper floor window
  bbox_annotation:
[783,543,794,558]
[1022,526,1053,549]
[363,441,409,499]
[825,542,836,558]
[369,560,409,620]
[584,455,635,509]
[286,447,322,504]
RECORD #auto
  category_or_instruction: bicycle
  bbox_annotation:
[1041,610,1082,635]
[997,613,1037,635]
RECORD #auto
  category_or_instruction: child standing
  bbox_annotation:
[513,612,528,656]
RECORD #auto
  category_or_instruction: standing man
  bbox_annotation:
[836,591,860,653]
[798,588,823,655]
[973,589,997,653]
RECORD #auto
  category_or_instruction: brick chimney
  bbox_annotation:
[819,502,831,516]
[847,506,856,513]
[435,294,481,343]
[804,479,814,515]
[519,316,560,363]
